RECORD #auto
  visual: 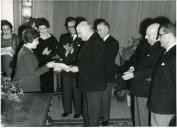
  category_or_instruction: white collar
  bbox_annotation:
[72,34,77,40]
[103,34,110,41]
[87,32,94,41]
[166,43,176,52]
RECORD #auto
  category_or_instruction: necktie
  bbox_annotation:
[72,35,75,41]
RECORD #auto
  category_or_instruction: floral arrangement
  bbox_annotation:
[1,75,23,124]
[1,75,23,102]
[121,37,141,61]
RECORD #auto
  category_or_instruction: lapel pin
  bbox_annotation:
[161,62,165,66]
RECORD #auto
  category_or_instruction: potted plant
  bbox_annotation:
[114,37,141,103]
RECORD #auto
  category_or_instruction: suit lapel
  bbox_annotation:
[159,45,176,63]
[78,41,88,61]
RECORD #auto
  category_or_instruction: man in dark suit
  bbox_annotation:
[122,23,165,126]
[58,17,82,59]
[69,20,106,126]
[149,23,176,126]
[95,19,119,126]
[57,17,82,118]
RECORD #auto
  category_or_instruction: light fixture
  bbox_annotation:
[21,0,32,24]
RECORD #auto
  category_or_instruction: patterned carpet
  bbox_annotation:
[48,94,133,127]
[47,118,133,127]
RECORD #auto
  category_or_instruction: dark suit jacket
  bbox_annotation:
[120,39,151,74]
[77,32,106,92]
[104,35,119,83]
[58,33,83,77]
[57,33,72,58]
[57,33,83,59]
[130,41,165,97]
[13,46,49,92]
[149,45,176,114]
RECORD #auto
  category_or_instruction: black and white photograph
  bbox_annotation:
[1,0,176,127]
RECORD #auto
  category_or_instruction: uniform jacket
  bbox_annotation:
[104,35,119,83]
[13,46,49,92]
[77,32,106,92]
[130,41,165,97]
[149,45,176,114]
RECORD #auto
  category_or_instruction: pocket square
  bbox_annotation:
[161,62,165,66]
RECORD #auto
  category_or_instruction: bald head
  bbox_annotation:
[76,21,93,41]
[145,23,160,45]
[147,23,160,34]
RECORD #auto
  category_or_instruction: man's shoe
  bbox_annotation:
[101,120,109,126]
[62,113,70,117]
[73,113,81,118]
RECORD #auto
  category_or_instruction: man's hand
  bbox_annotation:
[122,71,134,80]
[69,66,79,73]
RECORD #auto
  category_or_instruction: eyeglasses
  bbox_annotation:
[158,33,169,38]
[2,28,11,31]
[68,26,75,28]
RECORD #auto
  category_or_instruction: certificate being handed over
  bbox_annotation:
[52,63,70,72]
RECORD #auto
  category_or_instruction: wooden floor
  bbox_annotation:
[49,95,132,120]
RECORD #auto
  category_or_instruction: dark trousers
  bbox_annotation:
[82,91,102,126]
[100,82,114,122]
[62,76,81,114]
[40,69,54,93]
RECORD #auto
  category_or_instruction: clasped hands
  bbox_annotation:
[46,62,79,73]
[121,66,135,80]
[42,47,52,55]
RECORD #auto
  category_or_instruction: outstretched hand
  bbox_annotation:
[68,66,79,73]
[46,61,55,68]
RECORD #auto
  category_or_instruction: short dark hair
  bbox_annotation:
[93,18,110,30]
[1,20,13,30]
[18,24,32,40]
[154,16,171,26]
[160,22,176,37]
[22,28,39,44]
[75,17,87,28]
[26,17,36,26]
[35,18,50,28]
[64,17,76,29]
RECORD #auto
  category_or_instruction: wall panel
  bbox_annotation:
[75,1,99,23]
[140,1,176,22]
[53,1,77,40]
[109,1,142,48]
[13,0,22,34]
[98,1,112,23]
[32,0,54,34]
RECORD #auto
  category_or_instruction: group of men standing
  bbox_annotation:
[57,16,175,126]
[122,20,176,126]
[57,17,119,126]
